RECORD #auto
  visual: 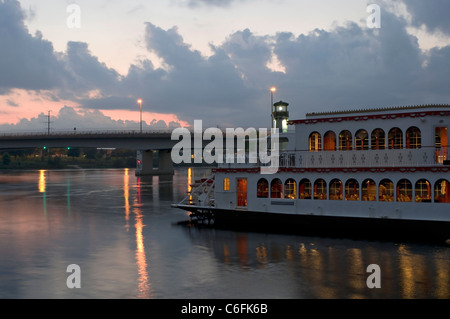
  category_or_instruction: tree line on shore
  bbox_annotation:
[0,148,137,169]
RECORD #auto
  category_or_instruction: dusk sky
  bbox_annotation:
[1,0,450,132]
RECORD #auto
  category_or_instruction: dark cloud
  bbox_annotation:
[115,22,261,127]
[63,41,122,95]
[402,0,450,34]
[77,8,450,126]
[421,45,450,95]
[272,13,425,113]
[1,0,450,130]
[0,0,68,92]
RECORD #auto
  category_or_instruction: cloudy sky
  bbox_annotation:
[1,0,450,132]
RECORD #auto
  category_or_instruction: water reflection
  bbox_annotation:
[134,204,151,298]
[128,170,152,298]
[182,226,450,299]
[38,170,47,216]
[0,168,448,299]
[38,170,46,193]
[124,168,130,228]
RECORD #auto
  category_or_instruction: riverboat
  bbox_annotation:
[173,103,450,243]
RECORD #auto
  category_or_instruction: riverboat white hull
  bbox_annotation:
[173,104,450,244]
[174,202,450,243]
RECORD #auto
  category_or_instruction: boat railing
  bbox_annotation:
[436,147,449,164]
[217,146,449,169]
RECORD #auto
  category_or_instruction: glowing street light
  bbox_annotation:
[137,99,143,133]
[270,87,276,128]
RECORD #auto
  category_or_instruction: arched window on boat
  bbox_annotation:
[309,132,322,151]
[388,128,403,149]
[224,178,230,191]
[397,179,412,202]
[379,179,394,202]
[339,130,352,151]
[329,179,343,200]
[371,128,385,150]
[435,127,448,164]
[299,179,311,199]
[257,178,269,198]
[324,131,336,151]
[345,179,360,201]
[434,179,450,203]
[355,129,369,150]
[362,179,376,201]
[284,179,297,199]
[406,127,421,149]
[415,179,431,202]
[314,179,327,200]
[270,178,283,199]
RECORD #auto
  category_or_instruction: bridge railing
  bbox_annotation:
[0,129,177,137]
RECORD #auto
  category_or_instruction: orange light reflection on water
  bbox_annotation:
[124,168,130,230]
[38,170,46,193]
[133,174,152,298]
[188,167,192,203]
[38,170,47,216]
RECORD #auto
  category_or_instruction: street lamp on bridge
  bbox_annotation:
[270,87,276,128]
[137,99,143,133]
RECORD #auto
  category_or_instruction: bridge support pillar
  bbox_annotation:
[157,150,174,175]
[135,150,174,176]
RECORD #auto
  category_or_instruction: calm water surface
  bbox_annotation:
[0,168,448,299]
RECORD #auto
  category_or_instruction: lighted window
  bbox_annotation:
[345,179,360,201]
[435,179,450,203]
[397,179,412,202]
[324,131,336,151]
[435,127,448,148]
[355,129,369,150]
[362,179,376,201]
[284,179,297,199]
[339,130,352,150]
[415,179,431,202]
[224,178,230,191]
[257,178,269,198]
[371,128,385,150]
[299,179,311,199]
[237,178,247,207]
[314,179,327,200]
[379,179,394,202]
[388,128,403,149]
[270,179,283,198]
[406,127,421,149]
[435,127,448,163]
[309,132,322,151]
[329,179,343,200]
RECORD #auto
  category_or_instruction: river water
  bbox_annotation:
[0,168,448,299]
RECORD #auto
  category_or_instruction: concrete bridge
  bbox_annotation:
[0,131,178,176]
